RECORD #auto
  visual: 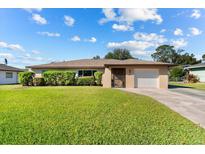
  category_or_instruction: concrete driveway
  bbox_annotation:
[121,88,205,129]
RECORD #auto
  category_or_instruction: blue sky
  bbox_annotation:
[0,8,205,68]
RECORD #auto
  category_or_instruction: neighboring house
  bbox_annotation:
[27,59,173,89]
[186,63,205,82]
[0,64,23,84]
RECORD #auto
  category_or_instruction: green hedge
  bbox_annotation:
[43,71,76,86]
[76,76,95,86]
[19,70,103,86]
[94,71,103,86]
[33,77,45,86]
[18,72,34,86]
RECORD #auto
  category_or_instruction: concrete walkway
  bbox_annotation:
[120,88,205,129]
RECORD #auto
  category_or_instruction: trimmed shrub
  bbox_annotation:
[18,72,34,86]
[64,71,76,85]
[186,74,199,83]
[43,71,76,86]
[76,76,95,86]
[94,71,103,86]
[33,77,45,86]
[43,71,57,86]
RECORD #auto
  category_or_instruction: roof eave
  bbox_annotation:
[104,64,176,67]
[0,69,23,72]
[26,66,105,69]
[186,66,205,69]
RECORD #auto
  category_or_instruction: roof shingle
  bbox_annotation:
[27,59,174,69]
[0,64,23,72]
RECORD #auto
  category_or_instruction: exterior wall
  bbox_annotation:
[102,67,112,88]
[190,68,205,82]
[125,68,134,88]
[0,71,18,84]
[158,67,168,89]
[29,66,169,89]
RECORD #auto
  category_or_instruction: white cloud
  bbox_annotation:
[160,29,166,33]
[0,42,7,48]
[107,40,156,57]
[32,14,47,25]
[64,15,75,27]
[118,8,163,24]
[130,50,148,56]
[107,40,154,51]
[37,32,61,37]
[17,53,47,64]
[189,27,202,36]
[171,38,187,48]
[99,8,117,24]
[174,28,183,36]
[86,37,97,43]
[0,53,15,60]
[107,31,167,56]
[0,41,25,52]
[99,8,163,25]
[8,44,25,52]
[23,8,42,13]
[190,9,201,19]
[112,24,133,31]
[71,35,81,42]
[103,8,116,19]
[31,50,41,54]
[70,36,97,43]
[133,32,167,44]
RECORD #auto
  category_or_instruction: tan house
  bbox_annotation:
[27,59,173,89]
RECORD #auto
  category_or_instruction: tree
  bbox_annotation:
[178,53,201,65]
[169,66,185,81]
[202,54,205,61]
[151,45,180,64]
[93,55,100,59]
[152,45,200,65]
[104,48,134,60]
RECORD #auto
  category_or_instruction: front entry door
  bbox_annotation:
[112,68,125,88]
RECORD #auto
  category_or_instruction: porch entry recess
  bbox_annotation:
[111,68,126,88]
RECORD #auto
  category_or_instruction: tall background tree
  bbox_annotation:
[202,54,205,61]
[104,48,134,60]
[151,45,177,63]
[92,55,100,59]
[152,45,201,82]
[151,45,200,65]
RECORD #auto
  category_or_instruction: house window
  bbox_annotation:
[78,70,97,77]
[6,72,13,78]
[84,70,92,76]
[78,70,83,77]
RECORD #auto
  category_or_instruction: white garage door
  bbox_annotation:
[134,69,159,88]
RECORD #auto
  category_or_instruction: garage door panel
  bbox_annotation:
[134,69,159,88]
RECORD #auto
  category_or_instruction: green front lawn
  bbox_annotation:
[169,82,205,91]
[0,85,205,144]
